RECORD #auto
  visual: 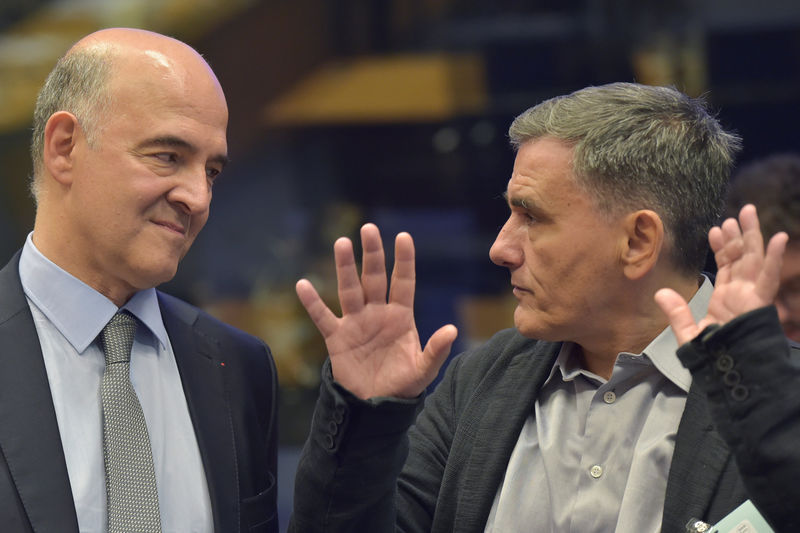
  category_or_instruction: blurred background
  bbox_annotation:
[1,0,799,528]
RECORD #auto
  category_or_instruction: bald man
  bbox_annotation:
[0,29,277,533]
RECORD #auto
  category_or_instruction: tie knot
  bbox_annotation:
[101,311,138,365]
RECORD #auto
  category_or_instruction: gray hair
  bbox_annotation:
[509,82,741,275]
[726,154,800,242]
[30,45,115,202]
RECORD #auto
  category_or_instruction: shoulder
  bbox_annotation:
[450,327,554,376]
[0,251,23,294]
[0,251,26,323]
[790,340,800,366]
[440,327,558,404]
[157,291,262,346]
[156,291,273,371]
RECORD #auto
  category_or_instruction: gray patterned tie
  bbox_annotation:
[100,311,162,533]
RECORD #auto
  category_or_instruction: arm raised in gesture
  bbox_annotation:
[296,223,458,400]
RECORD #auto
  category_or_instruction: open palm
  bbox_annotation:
[296,224,458,400]
[655,204,788,345]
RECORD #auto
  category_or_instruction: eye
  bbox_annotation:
[510,207,536,225]
[205,167,223,189]
[153,152,179,164]
[206,166,221,182]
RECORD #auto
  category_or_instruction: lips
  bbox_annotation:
[512,284,532,296]
[152,219,186,235]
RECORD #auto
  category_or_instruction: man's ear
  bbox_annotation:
[621,209,664,280]
[43,111,81,185]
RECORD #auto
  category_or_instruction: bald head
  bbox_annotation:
[29,28,226,202]
[29,27,229,304]
[70,28,223,95]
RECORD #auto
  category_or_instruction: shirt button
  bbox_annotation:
[590,465,603,478]
[603,391,616,404]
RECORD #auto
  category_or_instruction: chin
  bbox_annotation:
[513,313,540,339]
[135,261,180,289]
[514,308,559,341]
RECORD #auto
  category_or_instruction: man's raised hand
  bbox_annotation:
[655,204,788,345]
[296,223,458,400]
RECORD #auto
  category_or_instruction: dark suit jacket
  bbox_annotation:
[676,306,800,532]
[291,321,793,533]
[0,252,279,533]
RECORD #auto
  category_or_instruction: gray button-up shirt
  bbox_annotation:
[485,277,713,533]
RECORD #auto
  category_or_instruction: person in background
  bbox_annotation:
[725,154,800,342]
[0,28,277,532]
[289,83,794,533]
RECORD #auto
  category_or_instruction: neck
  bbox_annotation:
[576,271,701,380]
[32,215,135,308]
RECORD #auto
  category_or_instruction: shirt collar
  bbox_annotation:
[641,274,713,392]
[19,232,169,353]
[545,275,713,393]
[545,342,591,386]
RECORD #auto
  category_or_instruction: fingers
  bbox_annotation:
[332,224,416,313]
[654,288,698,345]
[708,226,731,285]
[738,204,766,265]
[711,205,783,286]
[296,279,339,338]
[758,231,789,300]
[712,218,745,268]
[738,204,760,234]
[710,205,762,282]
[764,231,788,276]
[388,232,416,308]
[360,224,388,304]
[334,237,367,314]
[712,204,764,260]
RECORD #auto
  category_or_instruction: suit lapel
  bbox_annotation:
[662,382,731,533]
[159,293,239,533]
[453,341,560,533]
[0,252,79,532]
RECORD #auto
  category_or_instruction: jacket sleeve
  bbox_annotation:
[676,306,800,532]
[288,358,424,533]
[288,352,468,533]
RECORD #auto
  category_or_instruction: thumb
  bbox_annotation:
[654,288,698,345]
[422,324,458,375]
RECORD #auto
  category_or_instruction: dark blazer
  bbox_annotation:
[0,252,278,533]
[291,324,777,533]
[676,306,800,532]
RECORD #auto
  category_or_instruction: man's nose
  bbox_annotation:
[489,218,523,269]
[170,168,212,215]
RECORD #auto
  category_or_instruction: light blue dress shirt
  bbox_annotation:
[19,234,213,533]
[485,277,714,533]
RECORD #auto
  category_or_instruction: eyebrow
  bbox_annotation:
[502,191,529,209]
[136,135,230,169]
